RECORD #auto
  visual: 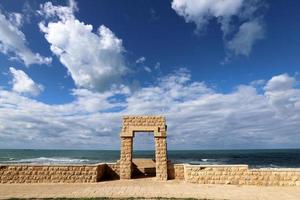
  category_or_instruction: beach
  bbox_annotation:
[0,178,300,200]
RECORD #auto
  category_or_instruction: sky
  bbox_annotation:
[0,0,299,150]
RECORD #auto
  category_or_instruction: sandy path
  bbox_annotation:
[0,178,300,200]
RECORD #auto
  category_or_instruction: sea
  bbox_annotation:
[1,149,300,168]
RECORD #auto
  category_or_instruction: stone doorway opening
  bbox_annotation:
[132,132,156,178]
[119,116,168,181]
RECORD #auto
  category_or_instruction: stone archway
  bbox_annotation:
[119,116,168,181]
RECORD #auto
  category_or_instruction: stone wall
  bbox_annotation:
[119,137,133,179]
[184,164,300,186]
[155,137,168,181]
[1,163,300,185]
[0,164,106,183]
[168,163,184,180]
[121,116,166,135]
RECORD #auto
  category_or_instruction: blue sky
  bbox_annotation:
[0,0,299,150]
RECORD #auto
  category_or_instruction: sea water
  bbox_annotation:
[0,149,300,168]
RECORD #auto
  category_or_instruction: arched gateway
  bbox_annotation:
[119,116,168,181]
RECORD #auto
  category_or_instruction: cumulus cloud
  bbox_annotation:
[9,67,44,96]
[171,0,244,30]
[171,0,266,58]
[38,0,127,92]
[0,10,52,66]
[37,0,78,21]
[0,87,127,149]
[1,69,300,149]
[264,74,300,118]
[264,73,296,91]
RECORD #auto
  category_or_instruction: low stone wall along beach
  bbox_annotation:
[1,162,300,186]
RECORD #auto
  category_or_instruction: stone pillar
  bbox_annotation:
[120,137,133,179]
[155,136,168,181]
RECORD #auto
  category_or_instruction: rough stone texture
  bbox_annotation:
[155,137,168,181]
[168,163,184,180]
[1,163,300,186]
[0,164,105,183]
[119,116,168,181]
[119,137,133,179]
[184,164,300,186]
[121,116,166,137]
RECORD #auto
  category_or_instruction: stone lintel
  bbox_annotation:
[123,115,166,120]
[120,126,167,137]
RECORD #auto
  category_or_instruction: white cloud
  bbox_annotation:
[136,56,146,64]
[171,0,266,58]
[0,10,52,66]
[71,85,130,113]
[227,20,264,56]
[38,1,127,92]
[1,69,299,149]
[37,0,78,22]
[171,0,244,30]
[8,12,23,27]
[264,73,296,91]
[264,74,300,118]
[9,67,44,96]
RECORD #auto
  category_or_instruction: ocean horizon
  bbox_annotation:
[1,148,300,168]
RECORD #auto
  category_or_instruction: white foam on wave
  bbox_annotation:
[174,158,223,165]
[4,157,91,164]
[197,158,221,164]
[253,164,283,169]
[201,159,209,162]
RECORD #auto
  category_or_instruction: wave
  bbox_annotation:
[173,158,225,165]
[195,158,223,165]
[201,158,219,162]
[252,164,283,169]
[3,157,91,164]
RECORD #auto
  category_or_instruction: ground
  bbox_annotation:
[0,178,300,200]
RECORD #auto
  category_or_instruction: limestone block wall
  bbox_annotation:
[248,169,300,186]
[0,164,105,183]
[122,116,166,134]
[1,163,300,185]
[184,164,300,186]
[119,137,133,179]
[155,137,168,181]
[167,163,184,180]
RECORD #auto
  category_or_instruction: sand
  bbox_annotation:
[0,178,300,200]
